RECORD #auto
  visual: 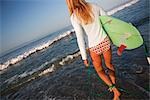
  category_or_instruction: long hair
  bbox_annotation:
[66,0,94,25]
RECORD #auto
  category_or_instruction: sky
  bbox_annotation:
[1,0,130,55]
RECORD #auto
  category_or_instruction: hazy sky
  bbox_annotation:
[1,0,130,55]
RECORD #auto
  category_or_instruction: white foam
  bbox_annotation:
[0,29,74,71]
[59,51,80,65]
[3,61,50,84]
[3,51,81,85]
[107,0,139,15]
[38,64,55,76]
[38,51,80,77]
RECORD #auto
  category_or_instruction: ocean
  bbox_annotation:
[0,0,149,99]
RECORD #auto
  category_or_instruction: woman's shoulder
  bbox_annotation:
[70,13,80,24]
[70,13,76,21]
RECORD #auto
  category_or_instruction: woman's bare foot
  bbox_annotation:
[112,88,121,100]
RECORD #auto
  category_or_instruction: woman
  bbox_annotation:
[66,0,121,100]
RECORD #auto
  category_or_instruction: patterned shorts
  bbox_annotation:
[89,37,111,55]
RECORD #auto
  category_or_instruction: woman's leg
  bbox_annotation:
[102,49,116,84]
[103,49,121,100]
[89,51,113,87]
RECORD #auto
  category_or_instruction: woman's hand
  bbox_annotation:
[83,59,89,68]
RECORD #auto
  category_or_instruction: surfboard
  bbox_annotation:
[99,16,144,50]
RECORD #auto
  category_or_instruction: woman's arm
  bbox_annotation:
[70,16,87,60]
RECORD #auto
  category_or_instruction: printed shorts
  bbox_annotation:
[89,37,111,55]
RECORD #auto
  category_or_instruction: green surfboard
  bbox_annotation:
[99,16,143,50]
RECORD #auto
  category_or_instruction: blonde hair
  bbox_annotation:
[66,0,94,25]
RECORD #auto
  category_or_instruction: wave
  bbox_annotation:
[107,0,139,15]
[1,51,80,94]
[38,50,80,76]
[0,29,75,71]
